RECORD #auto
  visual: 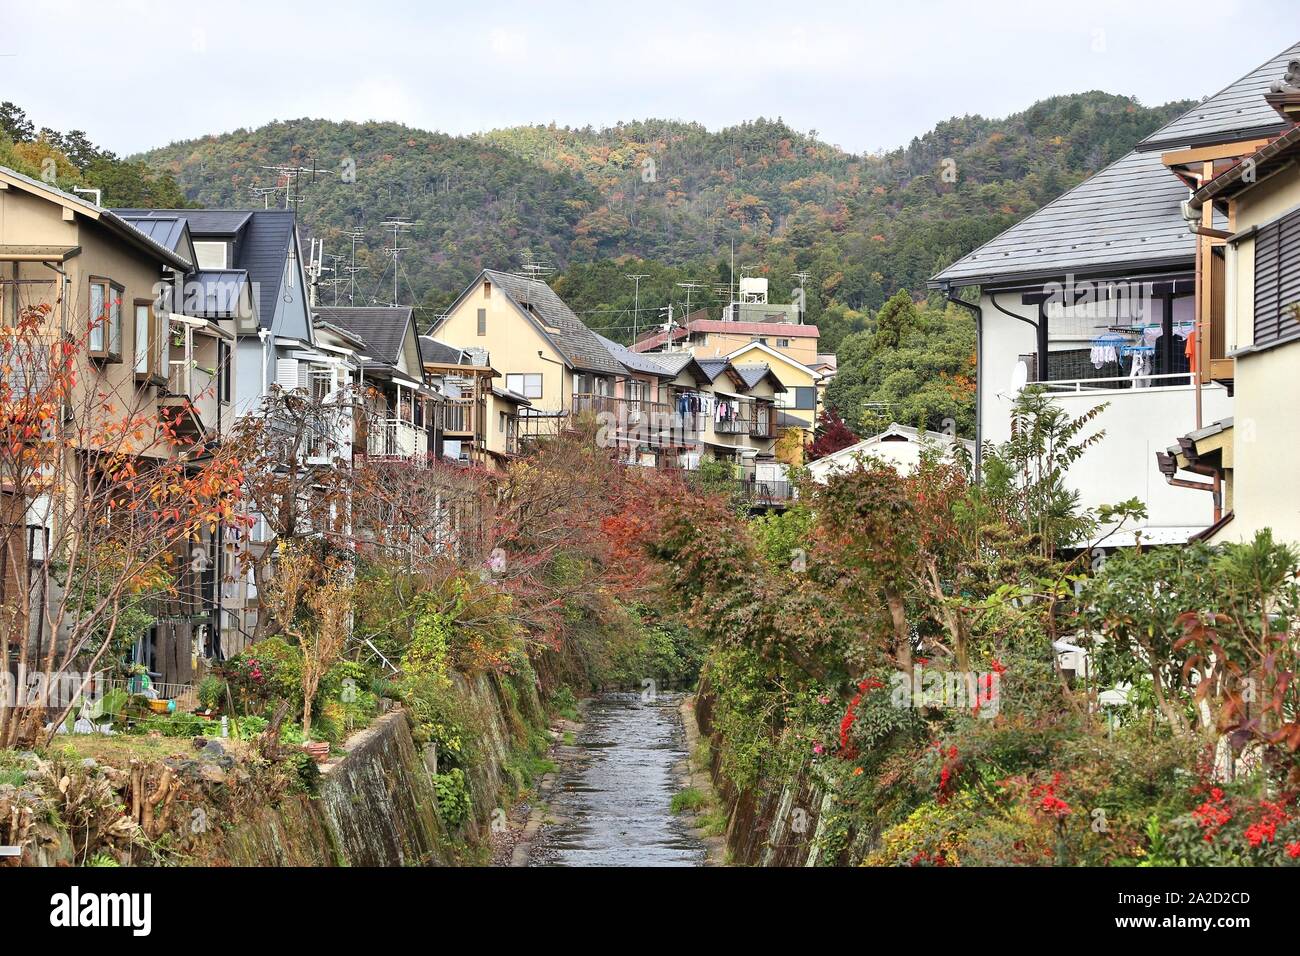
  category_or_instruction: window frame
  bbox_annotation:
[476,307,487,336]
[88,277,123,362]
[506,372,543,399]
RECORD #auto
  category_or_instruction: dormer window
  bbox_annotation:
[193,241,229,269]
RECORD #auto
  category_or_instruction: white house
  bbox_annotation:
[808,423,975,482]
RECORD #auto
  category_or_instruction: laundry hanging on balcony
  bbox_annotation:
[1089,331,1126,369]
[1123,343,1155,388]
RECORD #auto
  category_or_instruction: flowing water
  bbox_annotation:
[528,692,707,867]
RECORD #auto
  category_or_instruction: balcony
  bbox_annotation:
[440,396,480,437]
[714,400,775,438]
[367,418,428,460]
[571,392,688,447]
[161,359,220,441]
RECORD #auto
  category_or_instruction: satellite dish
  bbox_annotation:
[1009,360,1029,393]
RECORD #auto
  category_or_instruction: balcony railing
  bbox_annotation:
[367,418,428,459]
[440,396,479,435]
[714,400,775,437]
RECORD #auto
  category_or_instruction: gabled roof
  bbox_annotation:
[0,165,192,270]
[725,340,821,378]
[732,362,787,393]
[931,149,1202,288]
[812,422,975,467]
[114,207,298,329]
[433,269,624,376]
[929,46,1300,290]
[315,306,416,369]
[643,350,713,385]
[594,332,676,378]
[1137,41,1300,152]
[696,357,730,381]
[118,213,192,258]
[419,335,466,366]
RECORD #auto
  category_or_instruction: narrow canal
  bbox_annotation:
[527,692,707,867]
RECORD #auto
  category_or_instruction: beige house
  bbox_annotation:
[428,270,625,441]
[0,165,218,685]
[1164,72,1300,545]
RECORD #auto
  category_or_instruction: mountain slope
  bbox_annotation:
[133,92,1193,342]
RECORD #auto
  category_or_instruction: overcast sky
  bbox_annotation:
[5,0,1299,157]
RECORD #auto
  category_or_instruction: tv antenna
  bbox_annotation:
[625,273,649,340]
[379,218,419,307]
[259,157,334,211]
[675,281,709,323]
[341,228,367,305]
[518,250,553,281]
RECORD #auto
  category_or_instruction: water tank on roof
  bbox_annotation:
[739,277,768,303]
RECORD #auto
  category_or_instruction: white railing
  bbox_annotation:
[367,418,428,459]
[1038,372,1195,393]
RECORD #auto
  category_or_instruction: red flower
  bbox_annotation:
[1286,842,1300,859]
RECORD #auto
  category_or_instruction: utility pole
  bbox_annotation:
[792,270,810,323]
[625,273,649,341]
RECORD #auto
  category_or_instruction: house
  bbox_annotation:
[723,340,821,438]
[116,207,356,657]
[420,337,531,465]
[808,423,976,482]
[928,44,1300,545]
[428,269,625,442]
[0,165,212,686]
[630,278,820,367]
[314,306,438,463]
[1159,59,1300,545]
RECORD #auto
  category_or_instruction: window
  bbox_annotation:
[483,279,492,298]
[506,373,543,398]
[134,299,169,385]
[790,386,816,410]
[498,411,506,433]
[776,338,791,348]
[1253,207,1300,348]
[477,307,486,336]
[218,340,231,404]
[88,278,123,361]
[192,241,229,269]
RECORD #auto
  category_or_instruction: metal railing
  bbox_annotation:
[1038,372,1196,393]
[571,392,672,426]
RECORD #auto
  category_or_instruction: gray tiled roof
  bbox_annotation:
[419,335,465,365]
[594,332,675,377]
[316,306,413,367]
[1137,41,1300,152]
[697,358,730,381]
[733,362,781,391]
[114,208,295,329]
[932,149,1201,287]
[482,270,625,376]
[930,45,1300,290]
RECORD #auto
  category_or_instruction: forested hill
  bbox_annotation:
[129,91,1191,345]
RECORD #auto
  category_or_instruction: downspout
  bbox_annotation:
[942,283,984,483]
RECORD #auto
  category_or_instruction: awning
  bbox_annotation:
[0,245,80,262]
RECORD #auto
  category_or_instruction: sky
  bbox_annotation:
[4,0,1300,157]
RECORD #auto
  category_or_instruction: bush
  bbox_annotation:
[433,768,471,827]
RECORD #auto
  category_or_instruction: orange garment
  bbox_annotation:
[1185,326,1197,372]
